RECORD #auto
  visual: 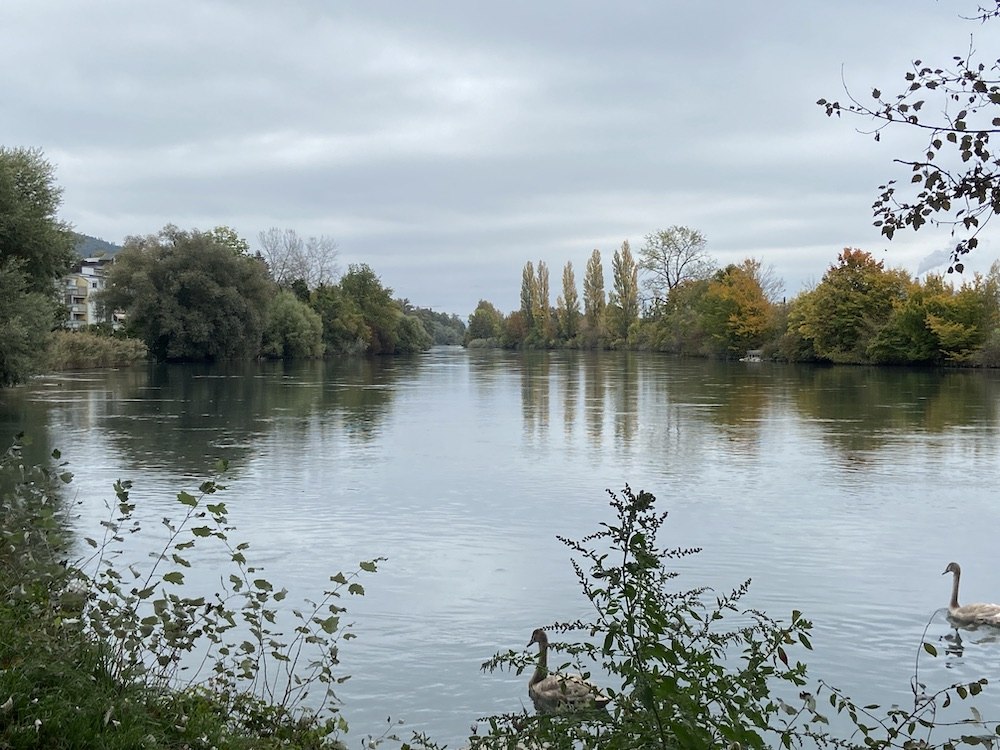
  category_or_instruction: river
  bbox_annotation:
[2,348,1000,746]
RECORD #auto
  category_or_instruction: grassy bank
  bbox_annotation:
[0,439,353,749]
[46,330,148,371]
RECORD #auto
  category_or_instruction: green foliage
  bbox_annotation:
[0,436,372,748]
[465,299,505,345]
[467,485,1000,750]
[310,282,368,354]
[583,249,607,348]
[0,148,75,386]
[408,306,465,346]
[46,329,149,370]
[795,248,910,363]
[261,289,325,359]
[210,225,251,256]
[607,241,640,344]
[0,260,57,386]
[557,261,581,342]
[339,264,402,354]
[0,147,75,293]
[100,225,275,362]
[633,278,711,356]
[478,485,814,750]
[396,314,434,353]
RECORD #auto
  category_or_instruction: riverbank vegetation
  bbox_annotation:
[3,137,999,391]
[3,438,998,749]
[466,233,1000,367]
[0,147,465,387]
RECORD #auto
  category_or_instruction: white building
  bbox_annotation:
[63,256,122,329]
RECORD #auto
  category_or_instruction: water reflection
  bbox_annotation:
[583,353,605,447]
[2,358,409,478]
[3,351,1000,745]
[519,353,550,443]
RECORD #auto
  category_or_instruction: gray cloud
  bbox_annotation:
[4,0,999,315]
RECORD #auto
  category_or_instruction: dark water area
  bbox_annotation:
[3,349,1000,745]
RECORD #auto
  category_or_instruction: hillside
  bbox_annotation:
[73,232,121,258]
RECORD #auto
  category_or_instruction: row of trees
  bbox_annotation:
[0,147,456,387]
[466,230,1000,367]
[100,226,441,362]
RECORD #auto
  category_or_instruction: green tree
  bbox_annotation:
[0,261,56,386]
[466,299,504,343]
[0,147,75,385]
[0,147,75,293]
[638,226,713,304]
[608,240,639,341]
[409,306,466,345]
[556,261,581,342]
[582,249,606,347]
[99,225,274,362]
[338,263,399,354]
[795,248,910,363]
[209,226,250,256]
[261,289,324,359]
[520,260,537,330]
[337,264,431,354]
[310,283,367,354]
[818,3,1000,270]
[868,270,999,365]
[532,260,552,345]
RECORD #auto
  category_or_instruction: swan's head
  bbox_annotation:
[528,628,548,648]
[943,561,962,576]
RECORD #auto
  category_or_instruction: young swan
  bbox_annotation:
[942,562,1000,626]
[527,628,611,714]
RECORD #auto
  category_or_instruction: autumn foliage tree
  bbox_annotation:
[700,259,778,356]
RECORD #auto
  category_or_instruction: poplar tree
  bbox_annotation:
[557,261,580,341]
[533,260,551,341]
[583,249,606,343]
[520,260,536,327]
[609,240,639,339]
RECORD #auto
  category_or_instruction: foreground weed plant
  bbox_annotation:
[461,485,1000,750]
[0,435,379,749]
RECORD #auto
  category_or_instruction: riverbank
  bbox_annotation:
[46,329,148,371]
[0,439,346,749]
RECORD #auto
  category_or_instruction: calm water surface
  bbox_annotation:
[3,348,1000,745]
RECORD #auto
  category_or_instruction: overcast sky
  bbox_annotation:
[4,1,999,316]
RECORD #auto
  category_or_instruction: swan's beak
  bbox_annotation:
[942,569,948,575]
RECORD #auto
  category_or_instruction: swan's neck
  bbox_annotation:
[950,569,961,611]
[530,641,549,686]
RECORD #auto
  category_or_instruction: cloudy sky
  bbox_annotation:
[4,1,999,316]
